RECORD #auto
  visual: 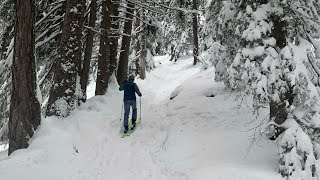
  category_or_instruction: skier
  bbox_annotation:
[119,74,142,133]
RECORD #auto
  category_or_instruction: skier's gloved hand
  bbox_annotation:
[139,93,142,97]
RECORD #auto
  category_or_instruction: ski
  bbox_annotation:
[121,118,141,138]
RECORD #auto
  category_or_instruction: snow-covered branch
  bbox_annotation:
[36,3,63,27]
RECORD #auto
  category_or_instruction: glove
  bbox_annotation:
[139,93,142,97]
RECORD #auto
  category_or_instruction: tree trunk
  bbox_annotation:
[192,0,199,66]
[9,0,41,155]
[116,1,135,85]
[109,0,120,76]
[174,48,181,62]
[139,9,146,79]
[169,45,175,61]
[132,8,141,76]
[80,0,97,103]
[95,0,113,95]
[46,0,85,117]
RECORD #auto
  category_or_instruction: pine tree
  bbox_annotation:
[117,1,135,84]
[46,0,85,117]
[192,0,198,65]
[162,0,193,62]
[224,0,320,178]
[128,7,141,76]
[95,0,113,95]
[127,1,158,78]
[109,0,120,77]
[35,0,64,107]
[9,0,41,155]
[203,0,237,81]
[0,0,14,60]
[80,0,97,102]
[139,9,146,79]
[0,0,14,144]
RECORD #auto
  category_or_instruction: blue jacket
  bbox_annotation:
[119,80,142,101]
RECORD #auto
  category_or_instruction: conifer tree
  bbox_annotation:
[9,0,41,155]
[225,0,320,178]
[117,1,135,84]
[80,0,97,102]
[46,0,85,117]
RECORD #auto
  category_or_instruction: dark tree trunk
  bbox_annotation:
[139,10,146,79]
[174,48,181,62]
[169,45,175,61]
[80,0,97,102]
[116,1,135,85]
[95,0,113,95]
[192,0,199,66]
[133,9,141,76]
[46,0,85,117]
[9,0,41,155]
[109,0,120,76]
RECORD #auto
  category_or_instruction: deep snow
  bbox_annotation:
[0,55,282,180]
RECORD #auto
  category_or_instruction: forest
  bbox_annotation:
[1,0,320,179]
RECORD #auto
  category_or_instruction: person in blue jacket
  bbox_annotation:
[119,74,142,133]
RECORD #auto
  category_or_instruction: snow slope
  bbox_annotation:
[0,55,282,180]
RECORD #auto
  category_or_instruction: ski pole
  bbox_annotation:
[120,100,124,132]
[120,101,124,121]
[140,97,142,129]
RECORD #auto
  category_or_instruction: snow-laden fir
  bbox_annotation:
[0,56,281,180]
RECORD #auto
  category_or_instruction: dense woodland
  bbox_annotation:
[0,0,320,178]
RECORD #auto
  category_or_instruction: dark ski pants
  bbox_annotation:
[124,100,137,129]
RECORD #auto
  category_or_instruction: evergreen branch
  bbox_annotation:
[36,2,63,27]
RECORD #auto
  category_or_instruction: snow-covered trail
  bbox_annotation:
[74,55,202,180]
[136,55,201,104]
[0,55,282,180]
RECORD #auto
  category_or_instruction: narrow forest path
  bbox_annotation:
[74,55,282,180]
[0,55,282,180]
[73,55,201,180]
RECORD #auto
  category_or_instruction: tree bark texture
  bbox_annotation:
[192,0,199,66]
[46,0,85,117]
[109,0,120,76]
[9,0,41,155]
[80,0,96,102]
[116,1,135,85]
[139,10,146,79]
[95,0,113,95]
[132,9,140,76]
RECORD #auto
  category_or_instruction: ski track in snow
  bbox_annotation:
[0,55,282,180]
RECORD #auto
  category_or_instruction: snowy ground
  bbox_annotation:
[0,55,283,180]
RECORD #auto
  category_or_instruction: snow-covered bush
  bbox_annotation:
[279,118,317,179]
[202,0,237,82]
